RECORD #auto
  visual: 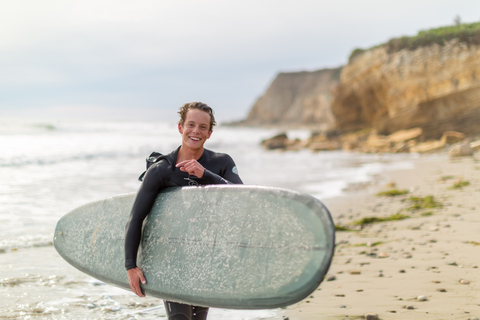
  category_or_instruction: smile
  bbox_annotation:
[189,136,201,141]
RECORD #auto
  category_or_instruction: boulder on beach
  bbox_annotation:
[448,141,474,157]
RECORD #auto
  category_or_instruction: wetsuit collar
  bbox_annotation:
[172,145,206,169]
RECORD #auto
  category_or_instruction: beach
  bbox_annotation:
[1,120,418,319]
[5,119,478,319]
[285,154,480,320]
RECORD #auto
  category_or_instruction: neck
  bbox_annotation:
[176,145,204,164]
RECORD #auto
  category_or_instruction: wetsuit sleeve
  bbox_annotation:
[201,155,243,185]
[124,166,164,270]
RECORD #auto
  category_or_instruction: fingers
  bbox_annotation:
[175,160,190,167]
[176,159,197,170]
[176,160,205,178]
[138,270,146,285]
[127,267,146,297]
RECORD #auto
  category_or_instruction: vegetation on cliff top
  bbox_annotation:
[349,20,480,62]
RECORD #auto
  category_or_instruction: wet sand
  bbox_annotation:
[284,154,480,320]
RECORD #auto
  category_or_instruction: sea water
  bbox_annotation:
[0,119,416,319]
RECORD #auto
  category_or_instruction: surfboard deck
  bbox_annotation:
[54,185,335,309]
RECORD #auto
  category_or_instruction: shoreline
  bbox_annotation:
[284,153,480,319]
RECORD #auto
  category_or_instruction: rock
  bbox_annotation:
[341,129,371,150]
[342,140,359,151]
[449,141,474,157]
[460,279,470,285]
[261,133,289,150]
[391,142,410,153]
[364,313,378,320]
[437,288,447,292]
[441,131,465,144]
[388,127,423,143]
[349,270,361,275]
[261,133,302,150]
[410,140,446,153]
[365,134,391,151]
[243,68,341,129]
[307,132,328,143]
[308,140,342,151]
[331,40,480,139]
[327,275,337,281]
[470,140,480,151]
[417,295,428,301]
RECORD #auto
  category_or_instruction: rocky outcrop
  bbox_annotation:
[332,40,480,139]
[262,128,480,156]
[242,68,341,130]
[241,23,480,153]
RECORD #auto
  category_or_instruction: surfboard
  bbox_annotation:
[53,185,335,309]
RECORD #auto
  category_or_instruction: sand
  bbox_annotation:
[284,154,480,320]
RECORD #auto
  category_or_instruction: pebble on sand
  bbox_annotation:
[364,313,378,320]
[460,279,470,284]
[417,295,428,301]
[327,275,336,281]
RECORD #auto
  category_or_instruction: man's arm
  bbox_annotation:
[124,166,163,296]
[177,155,243,185]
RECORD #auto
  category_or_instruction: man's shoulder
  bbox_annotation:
[203,148,231,157]
[203,148,233,161]
[144,148,177,177]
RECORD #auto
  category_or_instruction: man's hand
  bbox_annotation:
[176,159,205,178]
[127,267,147,297]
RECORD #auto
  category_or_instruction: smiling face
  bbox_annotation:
[178,108,213,152]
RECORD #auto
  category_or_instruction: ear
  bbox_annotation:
[207,130,213,140]
[178,123,183,134]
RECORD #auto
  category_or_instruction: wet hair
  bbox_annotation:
[178,102,216,131]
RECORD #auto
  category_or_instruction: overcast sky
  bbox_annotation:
[1,0,479,122]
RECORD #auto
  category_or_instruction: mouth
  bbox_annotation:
[189,136,201,142]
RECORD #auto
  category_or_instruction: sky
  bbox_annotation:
[1,0,479,123]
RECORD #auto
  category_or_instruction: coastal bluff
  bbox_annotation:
[239,23,480,145]
[239,68,341,130]
[333,39,480,139]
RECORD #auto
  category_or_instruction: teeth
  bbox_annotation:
[190,137,200,141]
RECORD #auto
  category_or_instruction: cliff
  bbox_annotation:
[242,68,341,130]
[242,22,480,141]
[332,39,480,139]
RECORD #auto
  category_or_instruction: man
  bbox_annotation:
[124,102,243,320]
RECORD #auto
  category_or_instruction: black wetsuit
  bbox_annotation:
[125,146,243,320]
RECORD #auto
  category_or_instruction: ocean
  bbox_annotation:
[0,119,417,319]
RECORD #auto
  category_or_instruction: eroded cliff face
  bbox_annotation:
[332,40,480,139]
[244,68,341,129]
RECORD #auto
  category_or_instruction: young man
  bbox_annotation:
[124,102,243,320]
